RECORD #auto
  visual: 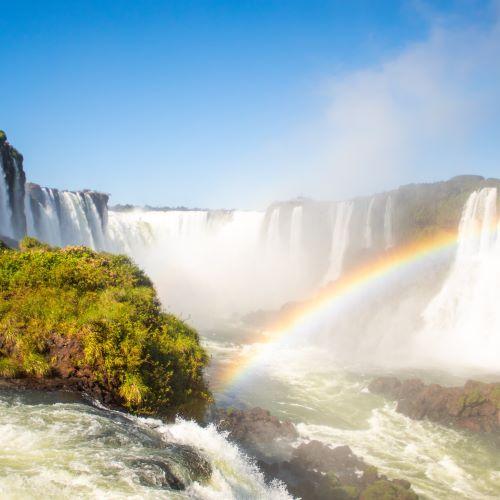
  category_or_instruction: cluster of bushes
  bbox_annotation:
[0,237,211,418]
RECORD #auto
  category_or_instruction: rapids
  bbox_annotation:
[0,390,290,499]
[206,337,500,500]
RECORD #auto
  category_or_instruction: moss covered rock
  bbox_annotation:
[0,238,211,419]
[360,479,418,500]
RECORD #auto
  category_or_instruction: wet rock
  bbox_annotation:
[359,479,418,500]
[211,406,419,500]
[212,406,298,460]
[130,458,185,490]
[129,444,212,491]
[0,234,18,248]
[293,441,368,486]
[169,443,212,482]
[369,377,500,433]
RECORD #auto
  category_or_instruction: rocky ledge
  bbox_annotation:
[369,377,500,433]
[211,407,418,500]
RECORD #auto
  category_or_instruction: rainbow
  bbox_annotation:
[214,230,460,389]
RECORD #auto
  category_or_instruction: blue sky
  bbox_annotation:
[1,0,499,208]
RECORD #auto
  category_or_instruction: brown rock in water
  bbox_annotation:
[212,406,419,500]
[369,377,500,433]
[212,406,298,460]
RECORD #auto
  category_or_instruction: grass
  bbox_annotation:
[0,237,212,418]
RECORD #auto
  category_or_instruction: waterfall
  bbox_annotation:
[25,187,108,250]
[0,155,13,237]
[384,195,394,249]
[416,187,500,371]
[289,205,303,259]
[59,192,96,247]
[84,193,106,250]
[323,201,353,284]
[106,209,286,321]
[266,207,281,251]
[363,197,375,249]
[26,187,62,246]
[289,205,304,288]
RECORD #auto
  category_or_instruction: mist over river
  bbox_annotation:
[204,327,500,499]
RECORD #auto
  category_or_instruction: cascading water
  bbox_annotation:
[26,187,62,246]
[83,193,107,250]
[0,155,13,237]
[363,197,375,249]
[105,209,285,322]
[265,206,281,252]
[415,187,500,372]
[58,192,96,247]
[289,205,303,266]
[11,157,26,238]
[383,195,394,249]
[323,201,353,284]
[25,187,108,250]
[0,391,290,499]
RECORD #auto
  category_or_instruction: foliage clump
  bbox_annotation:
[360,480,418,500]
[0,238,211,418]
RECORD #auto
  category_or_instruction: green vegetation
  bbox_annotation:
[0,130,6,143]
[360,480,418,500]
[491,386,500,408]
[0,237,211,418]
[394,176,500,244]
[459,388,487,409]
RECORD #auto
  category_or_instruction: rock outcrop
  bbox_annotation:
[369,377,500,433]
[0,238,212,419]
[212,406,418,500]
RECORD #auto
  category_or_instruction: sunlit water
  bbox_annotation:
[204,327,500,500]
[0,390,290,499]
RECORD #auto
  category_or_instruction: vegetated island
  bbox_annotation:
[0,236,211,419]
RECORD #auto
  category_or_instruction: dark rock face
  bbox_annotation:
[129,444,212,492]
[212,406,298,460]
[0,131,27,239]
[369,377,500,433]
[0,234,18,248]
[212,407,418,500]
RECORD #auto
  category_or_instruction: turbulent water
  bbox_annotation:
[0,390,290,499]
[206,338,500,500]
